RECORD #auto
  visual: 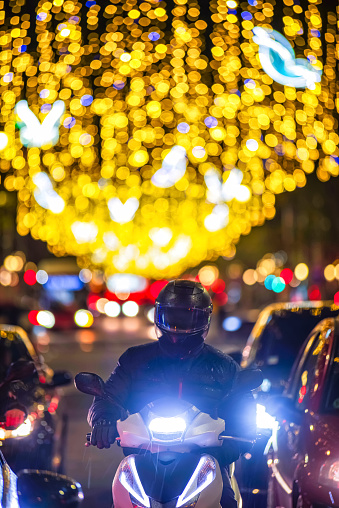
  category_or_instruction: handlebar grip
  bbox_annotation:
[86,433,91,443]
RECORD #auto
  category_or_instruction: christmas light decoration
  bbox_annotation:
[0,0,338,278]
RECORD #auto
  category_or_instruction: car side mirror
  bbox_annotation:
[1,360,36,387]
[17,470,83,508]
[50,370,72,387]
[266,395,302,425]
[74,372,106,397]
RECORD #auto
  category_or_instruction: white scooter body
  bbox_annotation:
[112,397,233,508]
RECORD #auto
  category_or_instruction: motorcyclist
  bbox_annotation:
[0,328,39,429]
[87,279,257,508]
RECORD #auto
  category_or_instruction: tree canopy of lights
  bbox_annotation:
[1,0,338,278]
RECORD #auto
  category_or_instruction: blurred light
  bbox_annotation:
[151,145,187,188]
[36,270,48,285]
[294,263,309,281]
[246,139,259,151]
[211,279,226,293]
[37,310,55,329]
[79,268,92,283]
[71,222,98,244]
[222,316,242,332]
[256,404,276,430]
[198,265,219,286]
[74,309,94,327]
[150,280,168,299]
[107,274,147,293]
[243,269,257,286]
[324,265,335,281]
[204,116,218,128]
[264,274,276,290]
[272,277,286,293]
[334,292,339,306]
[146,307,155,323]
[28,310,39,326]
[24,270,37,285]
[122,301,139,317]
[11,418,32,437]
[104,301,121,317]
[149,227,172,247]
[4,255,24,272]
[261,378,272,392]
[96,298,109,313]
[308,285,321,300]
[280,268,293,284]
[0,133,8,150]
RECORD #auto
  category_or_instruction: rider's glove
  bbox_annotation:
[91,419,118,449]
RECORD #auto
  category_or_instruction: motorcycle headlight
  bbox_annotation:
[119,456,150,508]
[148,416,186,441]
[176,455,216,507]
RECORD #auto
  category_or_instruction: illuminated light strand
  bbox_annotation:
[0,0,338,278]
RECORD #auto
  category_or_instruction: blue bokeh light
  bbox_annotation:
[113,80,125,90]
[41,104,52,114]
[37,12,48,21]
[63,117,76,128]
[204,116,218,128]
[177,122,190,133]
[148,32,160,41]
[222,316,242,332]
[80,94,94,106]
[272,277,286,293]
[241,11,252,19]
[264,275,276,290]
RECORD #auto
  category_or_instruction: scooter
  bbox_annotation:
[75,369,262,508]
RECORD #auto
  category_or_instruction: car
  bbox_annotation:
[0,448,83,507]
[0,325,72,473]
[235,302,339,508]
[267,316,339,508]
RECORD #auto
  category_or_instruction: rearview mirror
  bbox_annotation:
[74,372,105,397]
[50,370,72,387]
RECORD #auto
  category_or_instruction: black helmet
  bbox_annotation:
[155,280,213,358]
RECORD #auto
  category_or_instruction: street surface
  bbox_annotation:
[41,314,247,507]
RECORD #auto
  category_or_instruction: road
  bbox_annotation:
[41,314,247,507]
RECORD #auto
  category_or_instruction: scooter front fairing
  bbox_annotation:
[113,451,223,508]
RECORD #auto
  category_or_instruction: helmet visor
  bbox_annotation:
[155,304,212,334]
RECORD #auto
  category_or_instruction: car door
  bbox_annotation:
[272,327,330,507]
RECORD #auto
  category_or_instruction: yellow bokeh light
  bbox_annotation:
[294,263,309,281]
[0,0,337,278]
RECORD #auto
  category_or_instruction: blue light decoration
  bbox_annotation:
[113,80,125,90]
[264,274,276,290]
[241,11,252,20]
[80,94,93,106]
[45,275,84,292]
[204,116,218,128]
[222,316,242,332]
[63,116,76,128]
[272,276,286,293]
[177,122,190,133]
[36,12,48,21]
[252,27,322,89]
[148,32,160,41]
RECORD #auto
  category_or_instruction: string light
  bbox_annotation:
[0,0,338,278]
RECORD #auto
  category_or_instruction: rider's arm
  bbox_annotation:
[87,349,132,427]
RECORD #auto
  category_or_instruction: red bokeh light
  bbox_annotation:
[308,285,321,301]
[24,270,37,285]
[214,292,228,306]
[28,310,39,325]
[211,279,226,293]
[334,292,339,306]
[149,280,168,300]
[280,268,293,284]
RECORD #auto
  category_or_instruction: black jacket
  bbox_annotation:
[88,341,256,462]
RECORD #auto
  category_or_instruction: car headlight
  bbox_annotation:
[119,456,150,508]
[256,404,276,430]
[148,416,186,441]
[319,460,339,487]
[176,455,216,507]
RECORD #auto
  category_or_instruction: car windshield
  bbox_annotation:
[325,333,339,412]
[253,308,339,382]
